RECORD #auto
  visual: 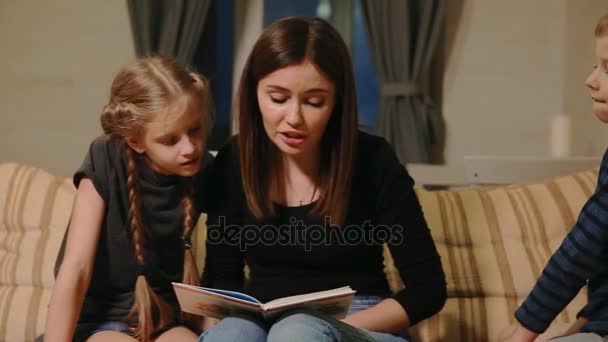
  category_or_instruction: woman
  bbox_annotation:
[200,17,446,342]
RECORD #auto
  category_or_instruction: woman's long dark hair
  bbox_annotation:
[236,17,358,225]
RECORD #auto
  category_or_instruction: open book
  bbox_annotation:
[172,282,356,320]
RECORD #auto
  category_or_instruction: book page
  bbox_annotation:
[261,286,355,310]
[201,287,261,304]
[262,292,356,320]
[173,283,356,321]
[173,283,262,319]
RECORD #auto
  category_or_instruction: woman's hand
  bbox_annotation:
[341,298,409,333]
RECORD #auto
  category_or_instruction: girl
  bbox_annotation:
[200,17,446,342]
[44,56,213,342]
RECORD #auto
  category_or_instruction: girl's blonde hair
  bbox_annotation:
[100,56,212,341]
[595,13,608,37]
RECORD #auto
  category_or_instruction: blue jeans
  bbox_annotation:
[199,296,410,342]
[550,333,608,341]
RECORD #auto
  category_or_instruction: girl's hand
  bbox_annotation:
[44,179,106,342]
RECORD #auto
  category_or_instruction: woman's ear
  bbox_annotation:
[126,137,145,154]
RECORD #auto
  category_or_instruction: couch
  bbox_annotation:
[0,162,597,342]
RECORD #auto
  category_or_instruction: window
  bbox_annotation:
[198,0,379,149]
[192,0,234,149]
[264,0,378,132]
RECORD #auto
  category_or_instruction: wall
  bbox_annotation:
[442,0,607,171]
[0,0,134,176]
[1,0,607,177]
[444,0,564,169]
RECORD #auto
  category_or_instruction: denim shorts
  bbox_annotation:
[73,321,133,342]
[72,321,195,341]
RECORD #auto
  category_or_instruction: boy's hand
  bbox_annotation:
[562,317,588,337]
[498,323,538,342]
[498,324,517,341]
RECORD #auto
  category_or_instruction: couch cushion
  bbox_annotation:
[0,162,210,342]
[0,163,74,342]
[6,160,595,341]
[391,167,598,341]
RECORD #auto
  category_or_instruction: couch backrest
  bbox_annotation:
[398,168,598,341]
[0,162,599,342]
[0,163,74,342]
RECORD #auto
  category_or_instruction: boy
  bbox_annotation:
[502,13,608,342]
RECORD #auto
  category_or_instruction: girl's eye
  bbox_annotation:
[189,126,202,135]
[161,137,178,146]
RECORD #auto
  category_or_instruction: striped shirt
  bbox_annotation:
[515,149,608,334]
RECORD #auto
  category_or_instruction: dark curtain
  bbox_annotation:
[126,0,212,66]
[362,0,446,163]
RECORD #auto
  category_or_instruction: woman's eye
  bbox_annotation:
[270,96,287,104]
[308,100,324,108]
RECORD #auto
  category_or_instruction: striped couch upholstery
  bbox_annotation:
[401,168,598,341]
[0,162,598,341]
[0,163,74,342]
